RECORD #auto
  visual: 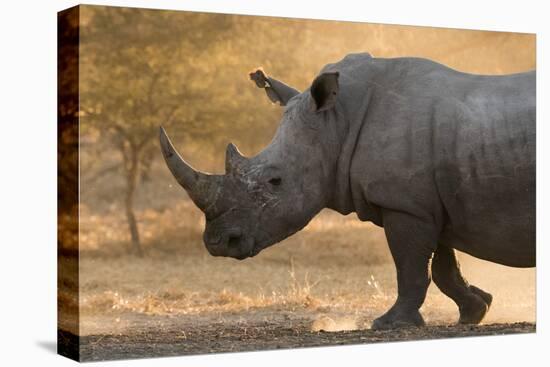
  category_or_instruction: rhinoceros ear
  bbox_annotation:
[249,68,300,106]
[310,72,339,112]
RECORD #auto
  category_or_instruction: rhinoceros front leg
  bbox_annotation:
[432,245,493,324]
[371,209,438,330]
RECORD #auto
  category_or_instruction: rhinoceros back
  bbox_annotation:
[434,70,535,267]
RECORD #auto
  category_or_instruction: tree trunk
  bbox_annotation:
[124,148,143,257]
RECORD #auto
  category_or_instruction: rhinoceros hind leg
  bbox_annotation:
[371,210,438,330]
[432,245,492,325]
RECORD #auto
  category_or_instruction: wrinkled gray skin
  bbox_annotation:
[160,53,535,330]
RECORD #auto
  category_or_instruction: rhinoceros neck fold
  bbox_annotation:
[326,87,375,217]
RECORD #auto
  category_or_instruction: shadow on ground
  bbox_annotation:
[35,340,57,354]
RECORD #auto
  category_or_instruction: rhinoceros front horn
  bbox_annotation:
[159,126,221,212]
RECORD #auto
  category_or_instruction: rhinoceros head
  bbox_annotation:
[160,70,340,259]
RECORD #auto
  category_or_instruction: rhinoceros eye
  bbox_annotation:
[268,177,282,186]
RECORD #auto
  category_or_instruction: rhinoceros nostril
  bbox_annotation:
[227,235,241,249]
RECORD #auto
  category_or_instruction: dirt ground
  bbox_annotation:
[75,317,535,361]
[60,208,536,361]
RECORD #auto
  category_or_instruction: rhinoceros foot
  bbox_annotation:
[470,285,493,307]
[458,286,493,325]
[371,307,425,330]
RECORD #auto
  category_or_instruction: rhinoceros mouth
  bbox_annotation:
[226,228,296,260]
[230,246,258,260]
[221,235,258,260]
[247,244,262,257]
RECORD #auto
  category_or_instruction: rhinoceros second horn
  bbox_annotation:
[225,142,247,174]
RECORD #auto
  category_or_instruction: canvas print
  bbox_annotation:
[58,5,536,362]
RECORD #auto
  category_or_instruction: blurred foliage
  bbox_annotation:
[58,8,79,212]
[80,7,236,254]
[80,6,535,168]
[76,5,535,254]
[58,7,80,257]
